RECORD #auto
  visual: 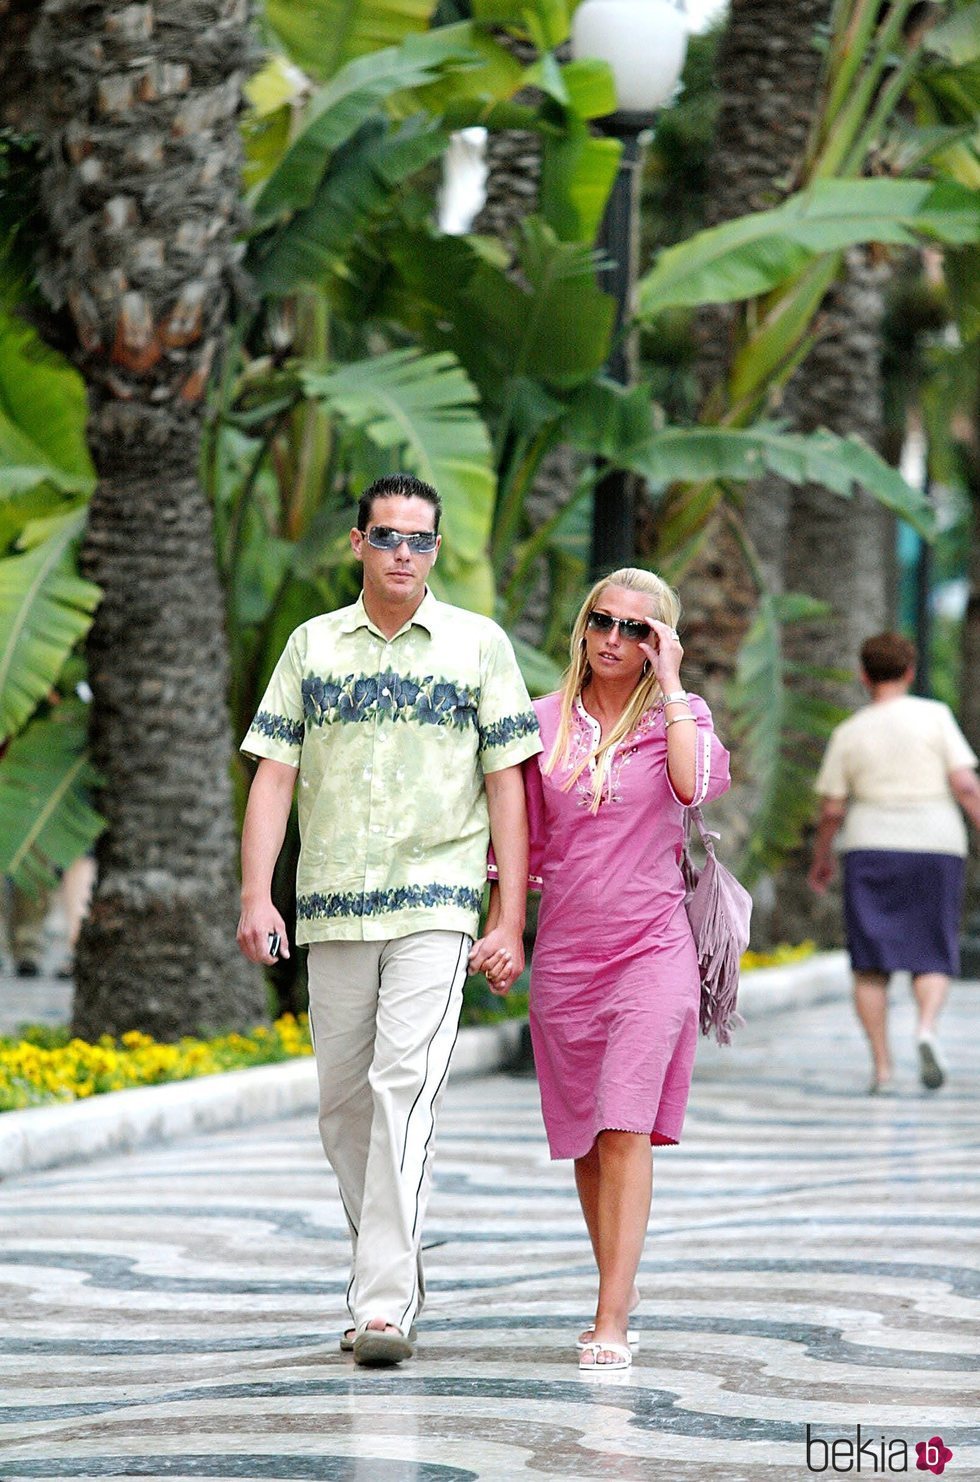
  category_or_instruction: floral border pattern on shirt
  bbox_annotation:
[297,883,483,922]
[479,710,540,753]
[301,671,479,730]
[251,710,305,748]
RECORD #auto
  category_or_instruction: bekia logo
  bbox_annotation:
[915,1437,954,1476]
[806,1426,954,1474]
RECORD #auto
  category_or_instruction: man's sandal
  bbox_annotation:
[578,1340,632,1371]
[352,1326,414,1367]
[340,1323,417,1353]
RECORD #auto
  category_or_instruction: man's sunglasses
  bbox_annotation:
[366,525,438,553]
[586,609,651,642]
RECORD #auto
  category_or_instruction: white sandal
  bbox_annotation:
[578,1340,632,1371]
[576,1325,638,1351]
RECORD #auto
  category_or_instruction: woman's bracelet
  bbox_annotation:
[665,712,696,728]
[662,691,688,705]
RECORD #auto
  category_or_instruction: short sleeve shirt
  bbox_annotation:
[814,694,978,855]
[241,589,542,943]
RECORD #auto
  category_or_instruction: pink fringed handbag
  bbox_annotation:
[681,806,752,1045]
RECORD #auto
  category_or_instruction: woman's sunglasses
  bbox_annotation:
[586,610,651,642]
[366,526,438,553]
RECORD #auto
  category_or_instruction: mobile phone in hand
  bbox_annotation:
[268,931,281,959]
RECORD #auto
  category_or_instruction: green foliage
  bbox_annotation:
[264,0,435,82]
[0,283,101,890]
[637,178,980,319]
[0,510,100,744]
[0,703,104,892]
[0,306,95,503]
[729,593,850,884]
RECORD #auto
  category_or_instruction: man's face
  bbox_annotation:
[350,494,441,610]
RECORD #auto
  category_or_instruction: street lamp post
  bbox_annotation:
[571,0,688,578]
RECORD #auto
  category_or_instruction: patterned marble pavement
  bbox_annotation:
[1,982,978,1482]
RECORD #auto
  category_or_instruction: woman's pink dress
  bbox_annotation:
[525,691,730,1160]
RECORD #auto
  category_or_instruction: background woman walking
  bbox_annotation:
[809,631,980,1094]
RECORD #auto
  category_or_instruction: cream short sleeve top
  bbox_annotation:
[814,694,977,856]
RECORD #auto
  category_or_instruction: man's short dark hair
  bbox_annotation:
[860,631,917,683]
[357,474,442,532]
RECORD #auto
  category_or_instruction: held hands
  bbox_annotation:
[468,924,524,996]
[237,899,290,965]
[639,620,683,693]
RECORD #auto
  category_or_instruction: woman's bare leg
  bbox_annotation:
[853,972,891,1084]
[581,1130,652,1365]
[574,1141,601,1266]
[911,972,948,1037]
[575,1140,640,1345]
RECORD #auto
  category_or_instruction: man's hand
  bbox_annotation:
[469,924,524,996]
[237,899,290,964]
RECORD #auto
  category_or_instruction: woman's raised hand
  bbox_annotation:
[639,620,683,692]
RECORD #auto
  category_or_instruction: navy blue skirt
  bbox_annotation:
[843,850,965,976]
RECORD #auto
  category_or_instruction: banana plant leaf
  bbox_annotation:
[623,424,936,539]
[298,348,496,566]
[265,0,435,83]
[399,20,526,118]
[251,118,449,295]
[0,306,95,504]
[0,510,101,744]
[251,35,470,223]
[471,0,570,50]
[729,592,850,884]
[636,178,980,318]
[541,120,621,244]
[385,220,616,397]
[0,704,104,892]
[508,634,564,696]
[557,381,937,540]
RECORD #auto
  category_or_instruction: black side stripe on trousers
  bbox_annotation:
[399,933,467,1332]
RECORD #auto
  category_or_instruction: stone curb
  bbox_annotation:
[0,1019,524,1182]
[0,958,848,1181]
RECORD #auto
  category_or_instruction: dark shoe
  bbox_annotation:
[917,1035,946,1090]
[352,1326,414,1367]
[15,960,40,978]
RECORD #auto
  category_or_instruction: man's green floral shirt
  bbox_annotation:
[242,590,542,943]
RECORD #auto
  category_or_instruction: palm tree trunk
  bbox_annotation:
[671,1,896,944]
[29,0,264,1038]
[667,0,834,870]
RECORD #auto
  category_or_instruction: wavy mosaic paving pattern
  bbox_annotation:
[1,986,978,1480]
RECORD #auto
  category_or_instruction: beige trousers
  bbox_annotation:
[307,930,469,1335]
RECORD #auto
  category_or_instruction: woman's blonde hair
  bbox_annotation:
[544,567,681,813]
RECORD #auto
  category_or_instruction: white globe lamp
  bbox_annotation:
[572,0,688,119]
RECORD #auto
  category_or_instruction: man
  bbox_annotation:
[237,473,541,1366]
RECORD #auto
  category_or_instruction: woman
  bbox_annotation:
[472,568,731,1371]
[808,631,980,1095]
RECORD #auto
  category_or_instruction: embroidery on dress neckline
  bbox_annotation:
[568,699,660,806]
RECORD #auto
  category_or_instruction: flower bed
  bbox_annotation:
[0,1014,312,1112]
